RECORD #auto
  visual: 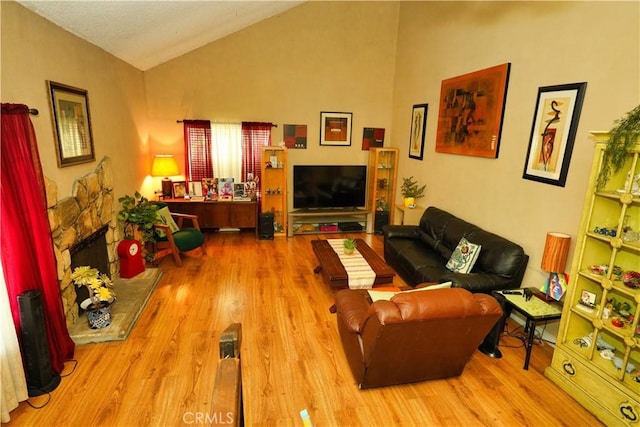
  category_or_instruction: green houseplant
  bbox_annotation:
[117,191,159,260]
[71,266,116,329]
[343,238,357,255]
[596,104,640,189]
[401,176,426,208]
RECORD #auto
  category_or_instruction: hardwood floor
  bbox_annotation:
[8,231,602,426]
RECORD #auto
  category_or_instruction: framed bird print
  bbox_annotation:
[522,82,587,187]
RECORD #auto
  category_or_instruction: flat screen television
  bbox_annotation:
[293,165,367,209]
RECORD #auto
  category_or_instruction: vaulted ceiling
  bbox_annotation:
[17,1,305,71]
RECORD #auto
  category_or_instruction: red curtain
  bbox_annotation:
[183,120,212,183]
[241,122,272,191]
[1,103,75,374]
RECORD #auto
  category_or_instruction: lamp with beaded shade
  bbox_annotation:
[540,232,571,301]
[151,155,179,198]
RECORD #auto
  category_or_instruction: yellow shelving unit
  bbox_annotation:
[545,133,640,426]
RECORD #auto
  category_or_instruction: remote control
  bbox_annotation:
[502,290,522,295]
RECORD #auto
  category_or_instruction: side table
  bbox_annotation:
[480,288,563,370]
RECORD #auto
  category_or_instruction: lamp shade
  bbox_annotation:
[151,155,179,177]
[541,232,571,273]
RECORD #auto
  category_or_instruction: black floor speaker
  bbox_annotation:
[18,290,61,396]
[259,212,275,240]
[374,211,390,234]
[478,292,507,358]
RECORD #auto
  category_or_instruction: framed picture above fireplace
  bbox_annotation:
[47,81,95,168]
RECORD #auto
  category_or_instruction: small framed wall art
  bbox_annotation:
[283,124,307,149]
[409,104,428,160]
[362,127,385,150]
[320,112,352,146]
[522,82,587,187]
[47,81,95,167]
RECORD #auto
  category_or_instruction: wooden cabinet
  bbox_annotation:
[261,147,287,236]
[545,133,640,426]
[163,199,258,234]
[367,148,398,225]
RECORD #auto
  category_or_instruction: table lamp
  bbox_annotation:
[151,154,179,198]
[540,232,571,301]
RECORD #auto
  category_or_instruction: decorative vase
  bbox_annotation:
[86,302,112,329]
[404,197,415,208]
[344,247,355,255]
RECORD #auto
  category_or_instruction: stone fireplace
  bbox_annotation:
[45,157,120,326]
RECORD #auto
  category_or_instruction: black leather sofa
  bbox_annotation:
[382,207,528,293]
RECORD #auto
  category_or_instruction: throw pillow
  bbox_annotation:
[155,206,179,238]
[446,238,481,274]
[405,281,453,293]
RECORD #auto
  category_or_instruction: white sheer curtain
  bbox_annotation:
[211,123,242,181]
[1,262,28,422]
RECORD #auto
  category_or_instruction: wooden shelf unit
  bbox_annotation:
[367,147,398,226]
[261,147,287,236]
[544,133,640,426]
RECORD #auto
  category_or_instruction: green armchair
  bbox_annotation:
[154,202,205,267]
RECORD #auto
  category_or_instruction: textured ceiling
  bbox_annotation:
[17,1,304,71]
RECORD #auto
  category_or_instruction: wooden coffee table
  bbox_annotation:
[311,238,395,289]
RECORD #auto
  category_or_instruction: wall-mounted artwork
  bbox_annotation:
[362,127,385,150]
[435,63,510,158]
[522,82,587,187]
[409,104,428,160]
[283,124,307,149]
[320,112,352,146]
[47,80,95,167]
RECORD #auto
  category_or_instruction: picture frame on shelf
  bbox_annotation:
[522,82,587,187]
[189,181,203,197]
[172,181,186,198]
[409,104,428,160]
[218,177,234,200]
[202,178,218,200]
[435,63,510,158]
[320,112,352,146]
[47,81,95,167]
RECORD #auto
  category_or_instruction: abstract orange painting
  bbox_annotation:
[435,63,510,158]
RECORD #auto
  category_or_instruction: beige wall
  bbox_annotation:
[143,1,400,195]
[3,0,639,297]
[1,1,148,200]
[391,1,639,292]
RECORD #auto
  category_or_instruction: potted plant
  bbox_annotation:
[401,176,426,208]
[117,191,159,260]
[343,238,357,255]
[71,266,116,329]
[596,104,640,189]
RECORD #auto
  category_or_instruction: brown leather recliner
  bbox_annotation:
[333,287,503,389]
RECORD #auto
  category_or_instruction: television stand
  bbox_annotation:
[287,208,372,237]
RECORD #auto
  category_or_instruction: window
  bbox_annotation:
[183,121,272,192]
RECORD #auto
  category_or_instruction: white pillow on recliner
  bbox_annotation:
[446,238,481,274]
